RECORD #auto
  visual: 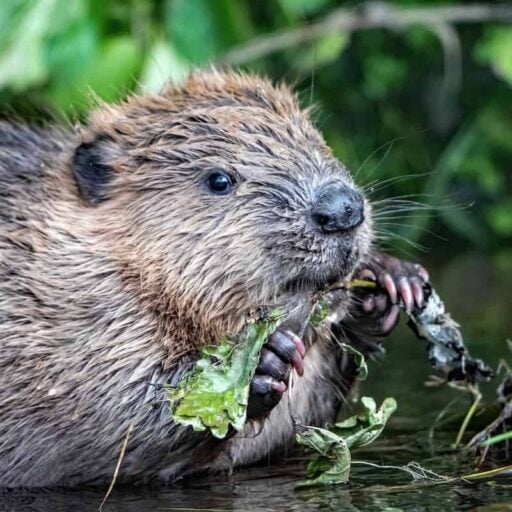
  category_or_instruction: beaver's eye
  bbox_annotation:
[205,171,235,195]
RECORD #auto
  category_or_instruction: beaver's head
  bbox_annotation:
[72,70,373,343]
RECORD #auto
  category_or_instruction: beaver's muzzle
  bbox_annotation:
[311,183,365,234]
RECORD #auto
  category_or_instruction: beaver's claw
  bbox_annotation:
[345,252,430,338]
[247,328,305,419]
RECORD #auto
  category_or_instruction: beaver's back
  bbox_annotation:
[0,124,182,486]
[0,123,59,225]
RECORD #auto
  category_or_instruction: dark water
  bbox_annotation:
[2,441,511,512]
[1,252,511,512]
[1,456,511,512]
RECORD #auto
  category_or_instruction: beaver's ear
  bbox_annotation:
[73,137,113,204]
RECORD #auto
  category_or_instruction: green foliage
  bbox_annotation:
[292,33,349,72]
[476,27,512,88]
[309,295,331,327]
[339,343,368,381]
[296,397,397,486]
[278,0,329,18]
[168,308,285,439]
[1,0,511,252]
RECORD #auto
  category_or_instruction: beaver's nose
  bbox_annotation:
[312,185,365,234]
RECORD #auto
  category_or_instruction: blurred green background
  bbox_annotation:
[1,0,512,256]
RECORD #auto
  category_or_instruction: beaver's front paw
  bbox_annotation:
[345,252,430,338]
[247,329,305,419]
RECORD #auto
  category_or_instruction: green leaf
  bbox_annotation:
[335,396,397,448]
[475,28,512,88]
[293,33,349,72]
[309,296,331,327]
[296,427,352,487]
[166,0,231,64]
[168,308,285,439]
[139,38,189,92]
[297,397,397,486]
[0,0,57,90]
[86,37,142,102]
[339,343,368,381]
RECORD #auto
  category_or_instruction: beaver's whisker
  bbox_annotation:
[373,213,436,221]
[361,172,432,195]
[354,136,406,181]
[373,229,428,253]
[376,221,447,241]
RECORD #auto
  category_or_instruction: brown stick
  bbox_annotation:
[220,3,512,65]
[98,421,134,512]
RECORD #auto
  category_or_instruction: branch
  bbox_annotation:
[220,2,512,65]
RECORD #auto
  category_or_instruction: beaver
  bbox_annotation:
[0,69,428,487]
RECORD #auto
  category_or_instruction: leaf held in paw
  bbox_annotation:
[167,307,286,439]
[309,296,331,327]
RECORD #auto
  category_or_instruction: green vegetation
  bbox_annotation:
[168,307,286,438]
[1,1,511,250]
[167,293,396,485]
[296,397,397,486]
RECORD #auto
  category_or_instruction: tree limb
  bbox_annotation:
[220,3,512,65]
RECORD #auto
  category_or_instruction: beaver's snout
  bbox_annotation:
[311,183,365,234]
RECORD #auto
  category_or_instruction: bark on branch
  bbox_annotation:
[220,2,512,65]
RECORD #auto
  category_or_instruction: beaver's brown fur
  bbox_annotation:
[0,70,373,487]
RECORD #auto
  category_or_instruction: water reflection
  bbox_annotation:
[2,458,511,512]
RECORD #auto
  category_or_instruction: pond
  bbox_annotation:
[2,251,511,512]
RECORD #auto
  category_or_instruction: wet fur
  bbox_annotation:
[0,70,372,486]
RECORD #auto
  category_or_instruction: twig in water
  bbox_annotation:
[462,465,512,480]
[453,384,482,448]
[98,421,135,512]
[428,398,459,454]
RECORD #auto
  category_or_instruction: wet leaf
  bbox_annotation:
[168,308,285,439]
[336,397,397,447]
[339,343,368,381]
[406,285,493,384]
[309,296,331,327]
[297,427,352,486]
[297,397,397,486]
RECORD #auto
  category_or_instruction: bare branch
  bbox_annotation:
[220,3,512,65]
[430,22,463,96]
